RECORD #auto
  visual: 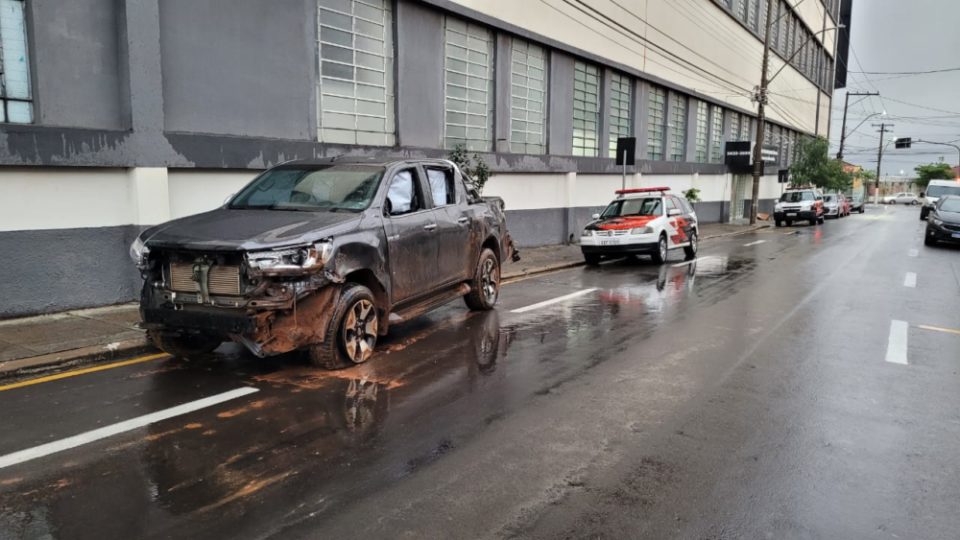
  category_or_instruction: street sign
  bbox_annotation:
[778,169,790,183]
[615,137,636,166]
[895,137,912,149]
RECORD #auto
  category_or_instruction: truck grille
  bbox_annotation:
[169,262,241,296]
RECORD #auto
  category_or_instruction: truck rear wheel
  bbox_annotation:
[309,284,378,370]
[148,330,220,359]
[465,248,500,311]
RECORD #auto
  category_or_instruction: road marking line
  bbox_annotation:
[916,324,960,336]
[743,240,766,247]
[0,386,259,469]
[908,249,918,257]
[885,320,909,365]
[674,255,715,268]
[511,288,598,314]
[904,272,917,288]
[0,353,170,393]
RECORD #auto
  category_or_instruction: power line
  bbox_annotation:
[849,67,960,75]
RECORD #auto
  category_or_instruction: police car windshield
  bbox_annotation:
[781,191,814,202]
[601,197,663,218]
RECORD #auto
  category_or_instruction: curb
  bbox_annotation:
[503,260,585,282]
[0,336,155,382]
[700,223,771,240]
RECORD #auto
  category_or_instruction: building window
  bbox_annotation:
[694,100,708,163]
[509,39,547,154]
[709,105,724,163]
[730,113,741,141]
[740,114,752,141]
[608,72,632,158]
[0,0,32,123]
[736,0,748,23]
[669,93,687,162]
[647,85,666,160]
[572,61,600,157]
[317,0,394,145]
[444,17,494,151]
[746,0,757,31]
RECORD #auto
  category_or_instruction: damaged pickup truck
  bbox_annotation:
[130,158,517,369]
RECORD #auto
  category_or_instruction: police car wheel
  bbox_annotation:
[652,234,668,264]
[683,232,698,260]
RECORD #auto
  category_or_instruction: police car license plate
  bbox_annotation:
[952,233,960,239]
[786,212,798,217]
[600,239,619,246]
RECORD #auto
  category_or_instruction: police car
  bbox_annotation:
[580,187,699,265]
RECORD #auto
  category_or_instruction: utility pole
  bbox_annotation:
[836,91,879,161]
[873,123,892,204]
[750,0,775,226]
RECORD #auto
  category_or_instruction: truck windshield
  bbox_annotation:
[926,184,960,198]
[229,165,384,211]
[601,197,663,218]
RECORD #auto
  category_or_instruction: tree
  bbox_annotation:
[448,144,491,194]
[790,136,852,192]
[913,163,954,190]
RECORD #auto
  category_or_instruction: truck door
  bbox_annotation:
[425,164,472,285]
[383,168,439,304]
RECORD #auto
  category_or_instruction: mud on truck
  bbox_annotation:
[130,158,518,369]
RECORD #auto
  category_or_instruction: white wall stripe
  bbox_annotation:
[0,387,259,469]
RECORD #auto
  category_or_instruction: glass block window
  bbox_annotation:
[510,40,547,154]
[730,113,741,141]
[572,61,600,157]
[668,93,687,162]
[736,0,748,22]
[608,72,632,158]
[317,0,394,145]
[444,18,494,151]
[709,105,724,163]
[758,0,768,34]
[740,114,752,141]
[694,100,708,163]
[746,0,757,31]
[0,0,32,123]
[647,85,666,160]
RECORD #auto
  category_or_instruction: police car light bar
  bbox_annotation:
[615,187,671,195]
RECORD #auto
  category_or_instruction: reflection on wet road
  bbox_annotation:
[2,207,960,539]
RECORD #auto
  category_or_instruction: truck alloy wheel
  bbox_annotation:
[342,298,378,363]
[465,248,500,310]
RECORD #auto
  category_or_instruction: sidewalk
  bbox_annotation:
[0,221,768,380]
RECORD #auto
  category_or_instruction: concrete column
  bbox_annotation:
[663,91,677,161]
[634,80,650,160]
[685,99,699,163]
[599,68,613,159]
[494,33,512,153]
[547,51,574,156]
[119,0,164,134]
[129,167,170,226]
[396,0,444,148]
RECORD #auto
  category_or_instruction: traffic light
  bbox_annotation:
[895,137,912,149]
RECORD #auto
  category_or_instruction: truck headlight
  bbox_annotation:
[630,227,654,234]
[774,204,783,212]
[247,241,333,275]
[129,236,149,268]
[932,217,943,227]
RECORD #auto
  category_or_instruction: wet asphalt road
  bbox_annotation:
[2,205,960,540]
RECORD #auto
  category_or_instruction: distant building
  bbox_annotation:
[0,0,852,317]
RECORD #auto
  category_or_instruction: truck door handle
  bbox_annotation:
[457,217,469,225]
[423,224,437,231]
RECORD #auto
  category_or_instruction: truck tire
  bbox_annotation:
[651,233,668,264]
[309,284,378,370]
[148,330,220,359]
[465,248,500,311]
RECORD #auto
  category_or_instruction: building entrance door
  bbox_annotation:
[730,175,751,223]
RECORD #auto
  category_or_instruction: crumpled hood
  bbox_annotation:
[141,208,362,251]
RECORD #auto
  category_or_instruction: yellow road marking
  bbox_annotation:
[916,324,960,336]
[0,353,170,392]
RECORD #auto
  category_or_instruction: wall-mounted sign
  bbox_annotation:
[724,141,779,173]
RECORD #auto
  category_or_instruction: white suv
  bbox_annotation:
[581,187,699,265]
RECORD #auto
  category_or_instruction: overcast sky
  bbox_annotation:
[826,0,960,177]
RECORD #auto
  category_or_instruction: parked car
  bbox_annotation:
[580,187,699,265]
[774,188,824,227]
[823,193,846,219]
[884,192,920,205]
[130,158,517,369]
[924,195,960,247]
[919,179,960,220]
[846,193,865,214]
